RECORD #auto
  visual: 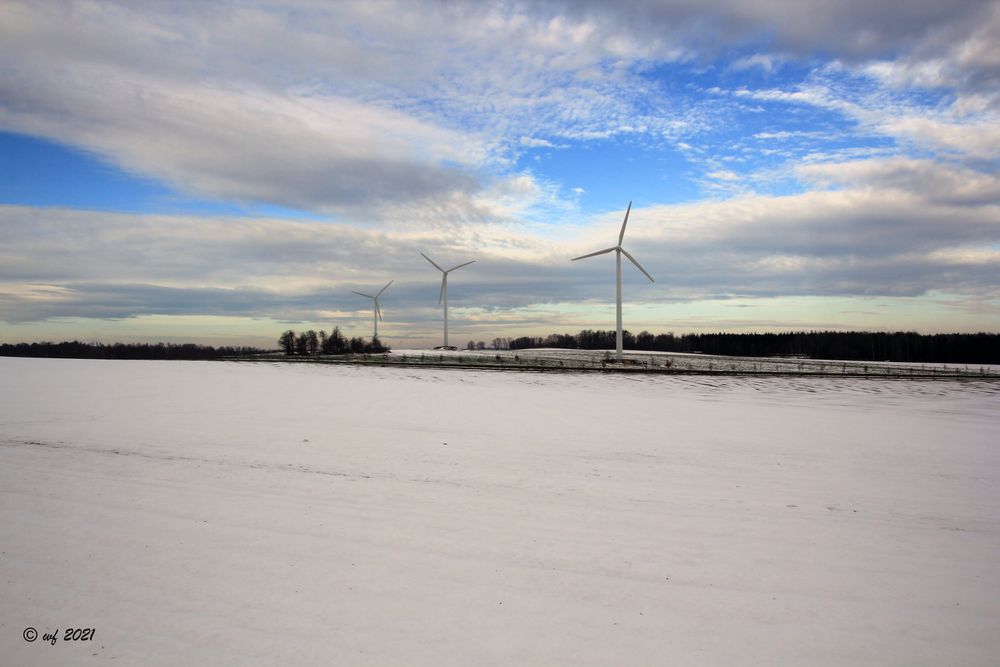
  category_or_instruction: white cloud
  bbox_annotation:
[3,151,997,326]
[797,157,1000,205]
[5,0,994,216]
[731,54,780,74]
[882,115,1000,160]
[519,136,559,148]
[861,2,1000,104]
[0,1,705,212]
[723,65,1000,172]
[753,130,824,140]
[0,61,490,213]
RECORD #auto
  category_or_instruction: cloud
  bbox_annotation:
[731,54,780,74]
[4,0,995,216]
[796,157,1000,206]
[706,169,741,181]
[3,151,997,326]
[753,130,824,140]
[0,283,314,323]
[519,136,561,148]
[861,2,1000,104]
[535,0,994,61]
[0,68,487,212]
[881,115,1000,160]
[721,66,1000,174]
[0,1,686,213]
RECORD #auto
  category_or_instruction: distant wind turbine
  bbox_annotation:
[351,280,393,339]
[571,201,654,360]
[420,252,475,348]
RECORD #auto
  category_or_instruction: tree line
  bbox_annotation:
[278,328,389,355]
[465,338,513,350]
[506,330,1000,364]
[0,341,264,360]
[4,330,996,364]
[0,329,390,360]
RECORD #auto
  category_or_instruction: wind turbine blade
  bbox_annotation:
[620,247,655,282]
[351,291,375,299]
[376,303,383,321]
[447,260,475,272]
[618,200,632,245]
[438,275,446,304]
[420,252,444,272]
[376,280,394,297]
[571,246,617,261]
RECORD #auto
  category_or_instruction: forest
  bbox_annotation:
[505,330,1000,364]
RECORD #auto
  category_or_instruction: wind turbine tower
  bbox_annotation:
[571,201,655,360]
[351,280,393,339]
[420,252,475,348]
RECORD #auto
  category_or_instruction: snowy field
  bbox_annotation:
[2,357,999,665]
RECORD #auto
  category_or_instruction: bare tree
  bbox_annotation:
[278,330,296,355]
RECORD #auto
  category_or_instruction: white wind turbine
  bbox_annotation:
[420,252,475,348]
[351,280,393,339]
[571,201,655,360]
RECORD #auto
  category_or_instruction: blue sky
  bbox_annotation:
[1,1,998,347]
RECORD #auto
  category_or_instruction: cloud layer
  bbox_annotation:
[4,1,997,212]
[3,155,996,327]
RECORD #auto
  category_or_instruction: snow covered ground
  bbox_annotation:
[2,357,999,665]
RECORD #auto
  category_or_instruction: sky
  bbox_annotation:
[1,0,999,348]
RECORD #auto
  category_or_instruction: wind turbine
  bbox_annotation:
[420,252,475,348]
[571,201,654,360]
[351,280,393,339]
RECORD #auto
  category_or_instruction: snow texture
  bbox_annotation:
[2,357,999,665]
